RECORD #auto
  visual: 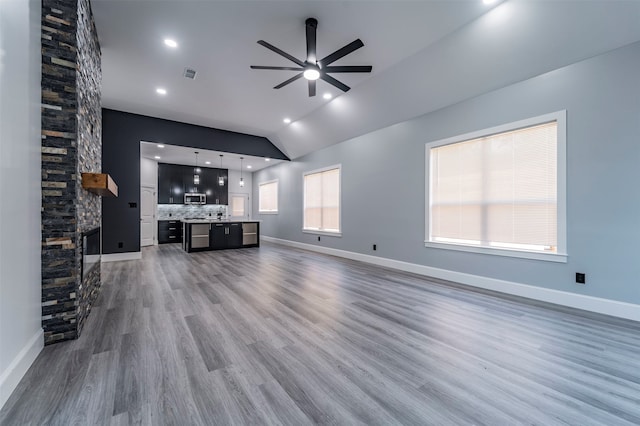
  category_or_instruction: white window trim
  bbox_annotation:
[303,229,343,237]
[303,164,342,237]
[258,179,278,214]
[424,110,567,263]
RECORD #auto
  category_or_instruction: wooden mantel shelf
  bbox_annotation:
[81,173,118,197]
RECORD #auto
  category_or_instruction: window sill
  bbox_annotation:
[258,211,278,215]
[424,240,567,263]
[303,229,342,237]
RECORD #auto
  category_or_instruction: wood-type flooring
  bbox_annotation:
[1,242,639,425]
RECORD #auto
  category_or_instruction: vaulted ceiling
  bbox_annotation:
[92,0,640,159]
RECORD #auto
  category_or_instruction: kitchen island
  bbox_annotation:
[182,219,259,253]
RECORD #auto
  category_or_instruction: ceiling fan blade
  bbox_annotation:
[251,65,304,71]
[318,39,364,67]
[324,65,372,73]
[257,40,304,67]
[274,73,303,89]
[308,80,316,97]
[320,74,350,92]
[306,18,317,63]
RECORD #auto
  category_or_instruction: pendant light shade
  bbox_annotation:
[239,157,245,187]
[193,152,200,186]
[218,154,225,186]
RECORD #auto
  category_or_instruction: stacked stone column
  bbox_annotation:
[41,0,102,345]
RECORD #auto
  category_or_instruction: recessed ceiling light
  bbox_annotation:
[154,155,161,159]
[156,88,167,95]
[265,158,271,162]
[247,165,252,169]
[205,161,211,165]
[283,118,291,124]
[483,0,497,4]
[323,93,332,100]
[164,39,178,48]
[157,144,165,148]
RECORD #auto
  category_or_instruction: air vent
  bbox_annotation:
[183,68,197,79]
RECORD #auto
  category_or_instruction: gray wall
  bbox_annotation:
[0,0,43,408]
[253,41,640,305]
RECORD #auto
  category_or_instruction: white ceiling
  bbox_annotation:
[93,1,640,160]
[140,141,284,172]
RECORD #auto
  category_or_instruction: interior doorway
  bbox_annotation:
[140,185,156,246]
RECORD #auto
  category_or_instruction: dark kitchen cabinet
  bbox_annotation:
[158,163,186,204]
[158,220,183,244]
[184,221,259,252]
[199,167,216,204]
[201,168,228,205]
[228,222,242,247]
[209,222,242,249]
[158,163,228,205]
[184,169,198,195]
[209,223,226,250]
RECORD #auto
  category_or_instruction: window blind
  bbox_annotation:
[304,167,340,233]
[430,121,557,252]
[231,196,244,217]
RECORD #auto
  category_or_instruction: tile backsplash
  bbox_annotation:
[157,204,228,220]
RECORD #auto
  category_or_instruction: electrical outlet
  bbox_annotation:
[576,272,586,284]
[373,244,377,251]
[118,242,124,248]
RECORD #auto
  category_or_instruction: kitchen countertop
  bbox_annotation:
[180,219,260,224]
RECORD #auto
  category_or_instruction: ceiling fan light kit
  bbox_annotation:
[251,17,372,97]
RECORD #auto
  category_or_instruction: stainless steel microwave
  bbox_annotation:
[184,193,206,205]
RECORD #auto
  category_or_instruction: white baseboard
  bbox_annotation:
[0,328,43,410]
[101,251,142,262]
[261,236,640,322]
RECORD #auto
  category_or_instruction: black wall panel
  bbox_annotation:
[101,109,288,254]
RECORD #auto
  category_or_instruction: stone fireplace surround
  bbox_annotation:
[41,0,102,345]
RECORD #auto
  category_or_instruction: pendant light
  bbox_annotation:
[218,154,225,186]
[193,151,200,186]
[239,157,245,187]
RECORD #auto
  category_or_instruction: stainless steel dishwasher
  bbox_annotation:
[191,223,210,249]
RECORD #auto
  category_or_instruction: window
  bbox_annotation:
[258,180,278,213]
[426,111,566,262]
[303,165,341,235]
[230,194,246,219]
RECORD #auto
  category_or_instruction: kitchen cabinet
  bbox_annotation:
[158,220,183,244]
[183,221,259,252]
[209,222,242,249]
[228,223,243,247]
[200,168,228,205]
[158,163,186,204]
[158,163,228,205]
[184,165,200,195]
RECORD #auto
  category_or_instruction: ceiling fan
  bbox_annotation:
[250,18,372,97]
